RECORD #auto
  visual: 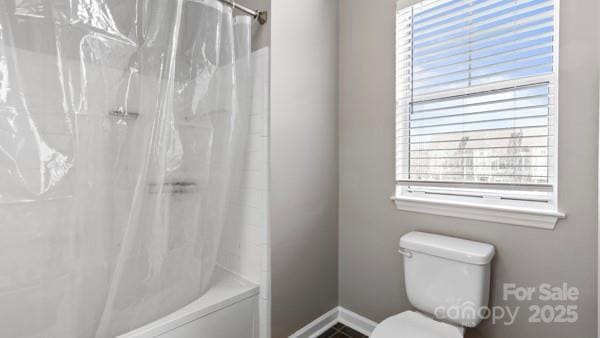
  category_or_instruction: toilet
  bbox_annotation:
[371,232,495,338]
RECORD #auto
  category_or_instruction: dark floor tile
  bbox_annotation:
[339,326,368,338]
[316,322,368,338]
[332,322,346,330]
[329,332,351,338]
[317,327,339,338]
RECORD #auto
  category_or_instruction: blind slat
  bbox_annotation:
[397,155,552,159]
[401,173,550,178]
[397,179,553,192]
[401,145,550,152]
[399,134,552,145]
[405,112,549,130]
[397,124,552,138]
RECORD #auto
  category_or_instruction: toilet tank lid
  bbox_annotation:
[399,232,495,265]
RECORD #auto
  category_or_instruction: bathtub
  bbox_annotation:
[119,266,260,338]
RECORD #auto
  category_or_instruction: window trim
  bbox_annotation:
[390,194,565,229]
[393,0,565,228]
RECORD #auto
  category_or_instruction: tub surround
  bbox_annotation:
[119,266,259,337]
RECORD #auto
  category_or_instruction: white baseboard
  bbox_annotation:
[337,307,378,336]
[289,307,378,338]
[288,308,338,338]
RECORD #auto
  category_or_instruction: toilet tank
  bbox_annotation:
[399,232,495,328]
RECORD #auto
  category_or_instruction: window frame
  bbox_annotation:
[393,0,565,229]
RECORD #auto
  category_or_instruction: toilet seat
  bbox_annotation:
[370,311,464,338]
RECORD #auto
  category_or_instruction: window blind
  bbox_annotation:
[396,0,556,199]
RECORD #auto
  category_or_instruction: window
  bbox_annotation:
[395,0,564,228]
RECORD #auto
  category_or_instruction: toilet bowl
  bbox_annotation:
[371,311,464,338]
[370,232,495,338]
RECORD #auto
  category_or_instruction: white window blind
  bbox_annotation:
[396,0,557,204]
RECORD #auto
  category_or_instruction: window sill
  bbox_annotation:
[390,195,565,230]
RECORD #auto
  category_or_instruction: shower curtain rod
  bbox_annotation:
[217,0,268,25]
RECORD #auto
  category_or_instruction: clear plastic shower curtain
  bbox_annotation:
[0,0,252,336]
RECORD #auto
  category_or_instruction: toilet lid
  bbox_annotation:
[370,311,463,338]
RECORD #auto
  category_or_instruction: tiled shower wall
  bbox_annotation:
[217,47,270,338]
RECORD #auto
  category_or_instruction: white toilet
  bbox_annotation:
[371,232,495,338]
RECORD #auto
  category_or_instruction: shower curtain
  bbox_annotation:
[0,0,252,336]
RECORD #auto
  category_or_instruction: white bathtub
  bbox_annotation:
[119,266,260,338]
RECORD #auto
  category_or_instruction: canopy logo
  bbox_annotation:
[433,283,580,326]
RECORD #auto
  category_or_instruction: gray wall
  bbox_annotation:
[338,1,599,338]
[270,1,339,337]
